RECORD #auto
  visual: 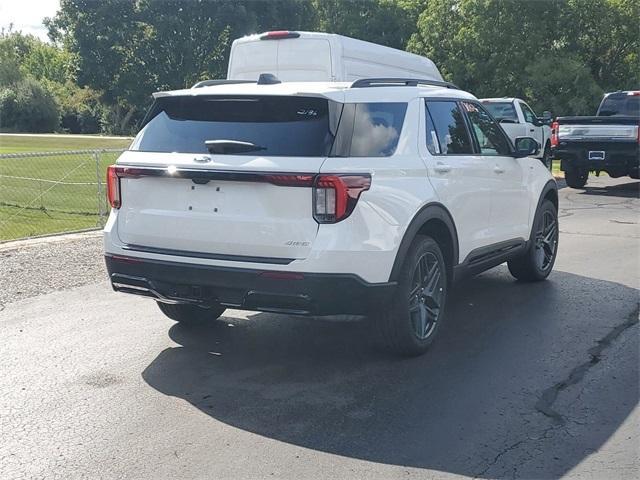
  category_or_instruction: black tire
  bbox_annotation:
[157,302,226,327]
[374,235,448,356]
[565,168,588,188]
[508,199,559,282]
[542,145,552,171]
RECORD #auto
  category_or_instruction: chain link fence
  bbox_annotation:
[0,149,125,242]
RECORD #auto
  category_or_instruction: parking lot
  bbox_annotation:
[1,176,638,479]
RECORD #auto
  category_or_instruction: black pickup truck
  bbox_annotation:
[552,91,639,188]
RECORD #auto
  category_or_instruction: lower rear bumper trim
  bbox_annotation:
[105,254,396,316]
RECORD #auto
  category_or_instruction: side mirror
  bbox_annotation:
[542,110,552,120]
[514,137,540,158]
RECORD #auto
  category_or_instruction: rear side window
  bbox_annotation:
[462,102,512,156]
[132,95,341,156]
[347,103,407,157]
[425,100,473,154]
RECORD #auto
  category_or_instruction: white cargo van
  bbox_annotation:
[227,30,443,82]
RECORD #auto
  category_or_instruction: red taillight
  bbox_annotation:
[313,174,371,223]
[106,165,121,209]
[260,31,300,40]
[550,121,559,148]
[264,174,314,187]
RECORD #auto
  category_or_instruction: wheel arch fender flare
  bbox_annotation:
[529,179,558,241]
[389,202,460,283]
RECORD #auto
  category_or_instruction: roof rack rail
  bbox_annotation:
[350,78,459,90]
[191,79,255,89]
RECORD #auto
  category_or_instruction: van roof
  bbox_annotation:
[153,81,477,103]
[228,31,444,83]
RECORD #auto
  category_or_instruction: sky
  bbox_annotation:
[0,0,61,42]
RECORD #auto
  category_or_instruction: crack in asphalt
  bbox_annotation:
[473,305,639,478]
[535,305,640,425]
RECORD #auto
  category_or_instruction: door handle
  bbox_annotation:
[434,162,451,173]
[529,129,535,132]
[494,165,505,174]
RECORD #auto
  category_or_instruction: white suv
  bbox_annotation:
[104,77,558,356]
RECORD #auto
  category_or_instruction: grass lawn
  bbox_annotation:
[0,134,129,241]
[0,133,132,154]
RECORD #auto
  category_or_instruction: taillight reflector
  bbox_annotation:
[313,174,371,224]
[550,121,559,147]
[260,31,300,40]
[259,271,305,280]
[106,165,121,209]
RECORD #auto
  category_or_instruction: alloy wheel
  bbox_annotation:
[408,252,444,340]
[534,210,558,271]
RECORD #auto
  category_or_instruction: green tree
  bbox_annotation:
[0,78,59,132]
[562,0,640,91]
[408,0,638,115]
[46,0,319,133]
[524,55,603,116]
[313,0,426,49]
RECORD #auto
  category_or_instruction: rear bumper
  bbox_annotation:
[553,142,639,177]
[105,255,396,316]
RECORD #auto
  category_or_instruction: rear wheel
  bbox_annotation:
[157,302,226,327]
[565,168,588,188]
[508,200,558,282]
[375,235,448,356]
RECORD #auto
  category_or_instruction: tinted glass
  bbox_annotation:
[519,102,537,123]
[131,95,339,156]
[598,94,640,116]
[349,103,407,156]
[425,101,473,154]
[462,102,512,156]
[482,102,518,122]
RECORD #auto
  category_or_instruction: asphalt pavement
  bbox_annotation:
[1,176,638,479]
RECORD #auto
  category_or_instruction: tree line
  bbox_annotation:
[1,0,637,135]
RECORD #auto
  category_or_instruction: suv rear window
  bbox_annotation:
[131,95,341,156]
[598,93,640,116]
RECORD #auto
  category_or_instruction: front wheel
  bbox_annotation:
[374,235,448,356]
[565,168,588,188]
[508,199,559,282]
[157,302,226,327]
[542,146,552,171]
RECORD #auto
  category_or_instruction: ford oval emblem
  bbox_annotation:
[194,156,211,163]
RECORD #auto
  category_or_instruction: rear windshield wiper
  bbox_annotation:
[205,140,267,154]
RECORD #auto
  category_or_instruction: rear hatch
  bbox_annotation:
[115,94,341,262]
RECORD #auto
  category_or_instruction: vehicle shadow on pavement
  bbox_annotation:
[579,180,640,199]
[142,267,639,478]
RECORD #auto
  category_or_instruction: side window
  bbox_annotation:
[462,102,512,156]
[349,103,407,156]
[425,100,473,154]
[520,102,536,124]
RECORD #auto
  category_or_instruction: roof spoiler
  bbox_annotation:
[191,74,282,89]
